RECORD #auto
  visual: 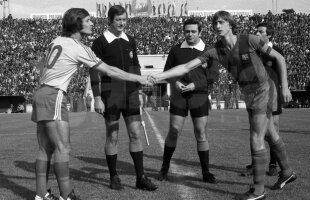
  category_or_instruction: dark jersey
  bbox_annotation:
[198,34,270,94]
[91,31,141,95]
[261,45,284,114]
[164,41,208,94]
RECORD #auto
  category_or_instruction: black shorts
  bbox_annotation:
[271,77,282,116]
[101,90,140,121]
[170,93,209,118]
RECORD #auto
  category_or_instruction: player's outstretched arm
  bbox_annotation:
[154,58,203,82]
[93,62,154,86]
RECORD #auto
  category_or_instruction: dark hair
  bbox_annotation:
[256,22,274,41]
[212,10,237,34]
[108,5,127,24]
[183,18,202,33]
[62,8,90,37]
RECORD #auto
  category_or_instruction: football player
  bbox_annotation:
[32,8,154,200]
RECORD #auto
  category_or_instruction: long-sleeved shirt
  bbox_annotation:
[164,39,209,95]
[90,30,141,96]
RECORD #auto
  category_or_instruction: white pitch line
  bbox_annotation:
[144,110,196,200]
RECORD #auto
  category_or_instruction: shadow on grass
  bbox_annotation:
[76,155,159,177]
[143,153,245,174]
[281,129,309,135]
[76,155,158,189]
[0,170,36,200]
[14,160,109,191]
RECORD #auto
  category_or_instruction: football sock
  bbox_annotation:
[106,154,118,178]
[46,161,51,182]
[270,138,292,176]
[162,145,176,167]
[198,150,209,172]
[130,151,144,179]
[269,149,277,167]
[35,159,48,198]
[252,149,268,195]
[54,162,70,199]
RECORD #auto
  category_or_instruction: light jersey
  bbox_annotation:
[40,36,102,92]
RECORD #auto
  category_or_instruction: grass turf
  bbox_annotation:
[0,108,309,200]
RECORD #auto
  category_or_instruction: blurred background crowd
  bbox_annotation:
[0,12,309,107]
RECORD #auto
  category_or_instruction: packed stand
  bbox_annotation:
[0,12,309,104]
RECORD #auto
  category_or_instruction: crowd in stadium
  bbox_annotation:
[0,12,309,106]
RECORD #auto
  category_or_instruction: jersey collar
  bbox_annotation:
[180,39,205,51]
[268,41,273,47]
[104,30,129,43]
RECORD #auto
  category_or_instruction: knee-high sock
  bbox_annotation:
[269,149,277,166]
[270,138,292,176]
[162,145,176,167]
[252,149,268,194]
[36,160,48,197]
[106,154,118,178]
[46,161,51,183]
[198,150,209,172]
[54,162,70,199]
[130,151,144,179]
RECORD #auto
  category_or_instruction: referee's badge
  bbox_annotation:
[129,51,133,59]
[241,54,249,61]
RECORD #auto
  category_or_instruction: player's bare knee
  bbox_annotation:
[55,143,71,155]
[106,134,119,146]
[250,136,265,150]
[194,130,207,141]
[129,131,141,143]
[37,144,54,160]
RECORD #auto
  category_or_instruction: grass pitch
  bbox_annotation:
[0,109,309,200]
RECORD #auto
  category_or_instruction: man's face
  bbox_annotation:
[213,17,231,37]
[256,26,270,43]
[80,16,93,35]
[109,13,127,34]
[184,24,200,45]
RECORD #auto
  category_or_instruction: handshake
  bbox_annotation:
[138,75,160,86]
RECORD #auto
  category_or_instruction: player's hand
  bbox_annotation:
[147,75,156,84]
[139,75,155,86]
[181,82,195,93]
[175,81,186,92]
[281,86,292,104]
[94,96,104,115]
[152,74,161,84]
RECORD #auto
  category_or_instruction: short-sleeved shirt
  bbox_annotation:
[40,36,102,92]
[198,34,270,94]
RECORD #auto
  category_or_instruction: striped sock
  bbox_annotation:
[270,138,292,176]
[252,149,268,194]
